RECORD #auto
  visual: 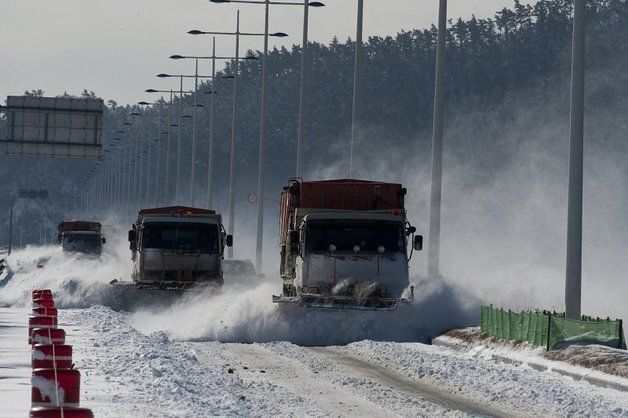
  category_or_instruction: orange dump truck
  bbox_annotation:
[274,178,422,310]
[58,221,105,256]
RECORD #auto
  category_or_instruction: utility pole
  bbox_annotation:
[565,0,586,320]
[349,0,364,178]
[427,0,448,279]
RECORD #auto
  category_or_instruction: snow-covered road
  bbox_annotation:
[1,247,627,417]
[55,307,628,417]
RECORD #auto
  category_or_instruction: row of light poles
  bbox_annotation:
[86,0,375,275]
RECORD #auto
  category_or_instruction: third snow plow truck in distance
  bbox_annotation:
[58,221,105,256]
[274,178,423,311]
[126,206,233,290]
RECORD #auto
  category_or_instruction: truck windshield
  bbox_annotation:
[62,234,101,254]
[305,220,404,255]
[141,223,219,253]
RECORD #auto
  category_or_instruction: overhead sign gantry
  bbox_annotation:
[1,95,104,158]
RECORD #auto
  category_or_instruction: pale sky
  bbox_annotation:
[2,0,534,105]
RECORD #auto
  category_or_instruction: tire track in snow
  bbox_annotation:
[194,342,515,417]
[307,347,513,417]
[195,343,391,417]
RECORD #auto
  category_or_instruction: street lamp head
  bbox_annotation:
[157,73,171,78]
[310,2,325,7]
[170,55,185,60]
[145,89,158,93]
[271,32,289,38]
[138,101,151,106]
[209,0,231,3]
[188,30,204,35]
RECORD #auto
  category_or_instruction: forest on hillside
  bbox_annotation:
[2,0,627,248]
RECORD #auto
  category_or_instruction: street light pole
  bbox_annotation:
[349,0,364,178]
[145,109,153,207]
[254,0,271,272]
[190,59,200,207]
[228,13,241,259]
[565,0,586,320]
[295,0,310,177]
[177,75,184,204]
[8,197,15,255]
[427,0,447,279]
[207,38,217,209]
[166,90,173,205]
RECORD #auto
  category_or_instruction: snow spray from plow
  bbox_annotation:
[2,244,479,345]
[129,277,479,346]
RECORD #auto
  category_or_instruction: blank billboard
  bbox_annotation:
[2,96,104,157]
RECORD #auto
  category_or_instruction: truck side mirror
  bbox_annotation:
[289,230,299,254]
[226,235,233,247]
[101,237,106,244]
[413,235,423,251]
[128,230,136,243]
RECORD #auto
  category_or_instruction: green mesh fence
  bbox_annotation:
[480,306,625,350]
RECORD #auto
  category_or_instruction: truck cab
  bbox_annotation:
[58,221,105,256]
[128,206,232,290]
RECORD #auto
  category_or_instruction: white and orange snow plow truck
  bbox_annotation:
[58,221,106,256]
[126,206,232,290]
[274,179,423,311]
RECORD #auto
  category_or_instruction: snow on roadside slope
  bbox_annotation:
[340,341,628,417]
[65,306,627,417]
[63,306,285,417]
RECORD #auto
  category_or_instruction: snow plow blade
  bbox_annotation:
[272,293,403,311]
[109,279,222,292]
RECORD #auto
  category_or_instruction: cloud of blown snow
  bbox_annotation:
[128,275,478,346]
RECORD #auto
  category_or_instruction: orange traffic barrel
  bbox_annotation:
[32,290,53,300]
[32,345,73,369]
[33,299,55,309]
[28,316,58,344]
[32,368,80,407]
[30,407,94,418]
[31,329,66,346]
[33,307,58,317]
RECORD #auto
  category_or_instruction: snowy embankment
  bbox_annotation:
[434,327,628,392]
